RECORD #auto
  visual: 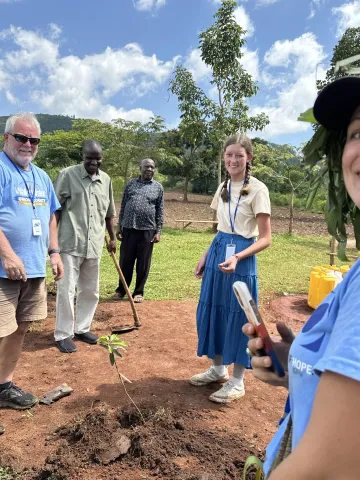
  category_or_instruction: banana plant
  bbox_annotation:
[299,116,360,260]
[298,50,360,260]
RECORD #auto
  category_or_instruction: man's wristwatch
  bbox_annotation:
[48,249,61,255]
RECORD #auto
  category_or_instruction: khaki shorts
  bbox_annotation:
[0,277,47,338]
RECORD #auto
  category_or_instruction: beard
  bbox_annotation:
[6,144,35,168]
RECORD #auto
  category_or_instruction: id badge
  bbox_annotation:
[32,219,42,236]
[225,243,236,261]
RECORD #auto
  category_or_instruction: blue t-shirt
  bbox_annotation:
[264,259,360,475]
[0,152,60,278]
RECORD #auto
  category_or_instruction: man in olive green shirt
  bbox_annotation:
[53,139,116,353]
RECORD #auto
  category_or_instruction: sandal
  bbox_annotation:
[133,295,144,303]
[112,292,125,300]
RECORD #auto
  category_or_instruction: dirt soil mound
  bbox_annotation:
[35,403,261,480]
[0,295,311,480]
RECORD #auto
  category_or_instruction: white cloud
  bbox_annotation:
[234,5,254,37]
[0,60,10,90]
[250,73,321,138]
[264,33,325,79]
[184,49,211,82]
[0,25,179,123]
[241,49,260,80]
[1,25,59,70]
[49,23,62,40]
[308,0,324,20]
[166,117,180,130]
[256,0,279,6]
[5,90,17,104]
[332,1,360,37]
[251,33,326,139]
[133,0,166,12]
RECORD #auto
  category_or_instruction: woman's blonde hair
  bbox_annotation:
[220,133,253,202]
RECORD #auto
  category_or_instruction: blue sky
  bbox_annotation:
[0,0,359,146]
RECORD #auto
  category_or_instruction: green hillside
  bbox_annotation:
[0,113,74,133]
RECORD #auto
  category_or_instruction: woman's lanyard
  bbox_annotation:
[14,163,37,217]
[228,180,242,234]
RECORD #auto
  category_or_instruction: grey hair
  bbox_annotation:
[5,113,41,135]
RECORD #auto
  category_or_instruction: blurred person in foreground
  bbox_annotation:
[243,76,360,479]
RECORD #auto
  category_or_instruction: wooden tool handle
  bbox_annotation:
[105,237,141,327]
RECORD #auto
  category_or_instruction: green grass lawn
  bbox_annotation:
[88,229,351,301]
[48,228,352,301]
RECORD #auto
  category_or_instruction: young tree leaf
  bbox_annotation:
[110,352,115,366]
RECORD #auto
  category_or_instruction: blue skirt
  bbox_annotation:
[196,231,258,367]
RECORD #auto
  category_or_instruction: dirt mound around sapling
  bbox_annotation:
[36,403,262,480]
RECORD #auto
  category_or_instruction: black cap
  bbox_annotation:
[313,76,360,131]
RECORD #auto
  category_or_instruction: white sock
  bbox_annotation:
[213,364,226,376]
[230,376,244,387]
[231,363,245,386]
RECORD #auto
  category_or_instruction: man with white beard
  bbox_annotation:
[0,113,63,420]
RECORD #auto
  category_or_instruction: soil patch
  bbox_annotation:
[154,192,331,237]
[36,404,261,480]
[0,295,311,479]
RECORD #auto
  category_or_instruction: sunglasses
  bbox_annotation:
[8,132,40,146]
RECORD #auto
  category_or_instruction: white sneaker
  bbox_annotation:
[209,380,245,404]
[189,366,229,386]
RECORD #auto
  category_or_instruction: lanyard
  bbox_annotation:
[14,162,37,216]
[228,180,242,233]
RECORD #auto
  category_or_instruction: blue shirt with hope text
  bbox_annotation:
[264,258,360,475]
[0,152,60,278]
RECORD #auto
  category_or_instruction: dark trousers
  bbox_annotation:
[116,228,155,297]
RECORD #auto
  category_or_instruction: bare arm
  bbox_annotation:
[105,217,116,253]
[194,246,211,279]
[236,213,271,261]
[0,229,27,281]
[48,213,64,281]
[218,213,271,273]
[269,371,360,479]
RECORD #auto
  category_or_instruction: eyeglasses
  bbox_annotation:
[8,133,40,146]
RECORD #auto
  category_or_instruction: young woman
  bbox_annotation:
[190,133,271,404]
[244,76,360,479]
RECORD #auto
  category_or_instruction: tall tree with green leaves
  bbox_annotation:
[72,116,166,185]
[34,130,83,176]
[157,128,217,201]
[167,67,215,201]
[169,0,269,201]
[303,27,360,258]
[252,142,310,234]
[317,28,360,91]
